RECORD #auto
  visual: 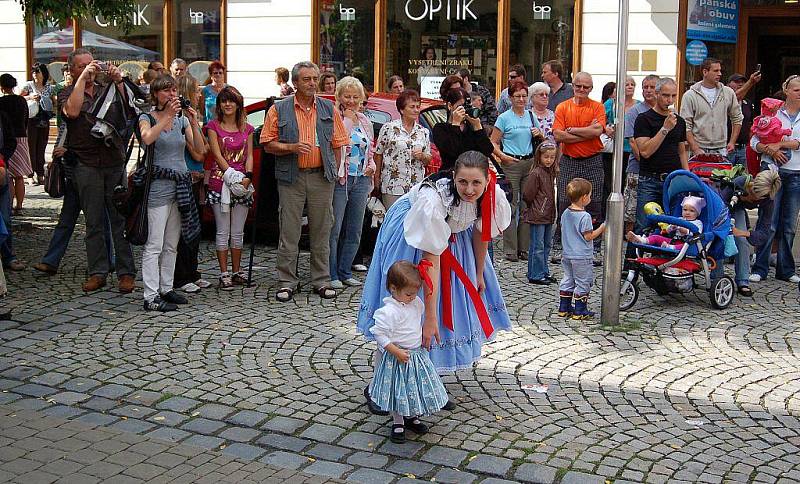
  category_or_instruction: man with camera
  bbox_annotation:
[59,48,136,293]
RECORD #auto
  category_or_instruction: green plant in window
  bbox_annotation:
[16,0,138,33]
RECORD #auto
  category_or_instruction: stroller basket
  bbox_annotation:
[661,268,694,293]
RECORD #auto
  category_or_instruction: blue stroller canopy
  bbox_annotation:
[662,170,730,259]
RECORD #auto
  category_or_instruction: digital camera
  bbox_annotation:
[90,119,116,147]
[95,61,109,72]
[463,97,482,118]
[178,96,191,109]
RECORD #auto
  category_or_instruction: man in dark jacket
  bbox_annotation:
[60,48,136,293]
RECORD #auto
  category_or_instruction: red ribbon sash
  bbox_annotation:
[480,171,497,242]
[439,248,495,339]
[417,259,434,296]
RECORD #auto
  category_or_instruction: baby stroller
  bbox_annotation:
[620,170,735,310]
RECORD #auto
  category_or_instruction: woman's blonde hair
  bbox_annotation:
[335,76,366,105]
[752,169,782,199]
[533,141,559,174]
[176,74,199,108]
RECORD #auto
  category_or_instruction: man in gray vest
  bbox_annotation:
[261,61,349,302]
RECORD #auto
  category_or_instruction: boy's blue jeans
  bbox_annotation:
[527,223,553,281]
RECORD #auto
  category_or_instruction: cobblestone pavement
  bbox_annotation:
[1,186,799,483]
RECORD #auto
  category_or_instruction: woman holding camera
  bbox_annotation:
[137,75,206,312]
[431,87,493,173]
[490,81,544,261]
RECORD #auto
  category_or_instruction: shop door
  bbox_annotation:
[745,16,800,102]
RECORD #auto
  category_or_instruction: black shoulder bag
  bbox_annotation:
[112,114,155,246]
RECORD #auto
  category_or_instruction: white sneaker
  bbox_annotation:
[330,280,344,289]
[179,282,201,293]
[194,278,212,289]
[789,275,800,283]
[352,264,368,272]
[748,274,762,282]
[343,277,363,287]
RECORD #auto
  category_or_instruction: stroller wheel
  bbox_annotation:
[620,279,639,311]
[710,276,735,309]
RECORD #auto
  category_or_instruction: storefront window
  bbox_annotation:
[32,20,75,82]
[386,0,499,98]
[83,1,163,69]
[320,0,376,90]
[173,0,222,82]
[509,0,574,84]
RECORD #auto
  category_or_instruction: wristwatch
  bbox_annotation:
[660,127,669,136]
[566,127,573,134]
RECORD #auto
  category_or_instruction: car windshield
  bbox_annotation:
[247,108,266,130]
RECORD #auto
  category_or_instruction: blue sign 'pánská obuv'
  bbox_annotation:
[686,40,709,66]
[687,0,739,44]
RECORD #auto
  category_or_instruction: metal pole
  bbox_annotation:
[600,0,630,325]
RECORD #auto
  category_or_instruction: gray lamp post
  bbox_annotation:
[600,0,630,325]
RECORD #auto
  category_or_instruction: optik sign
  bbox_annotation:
[404,0,477,21]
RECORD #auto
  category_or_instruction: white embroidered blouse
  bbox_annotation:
[403,178,511,255]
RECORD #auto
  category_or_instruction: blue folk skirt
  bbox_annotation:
[369,348,448,416]
[357,196,512,373]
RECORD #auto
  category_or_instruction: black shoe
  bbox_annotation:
[364,387,389,416]
[442,400,456,411]
[528,278,551,285]
[403,416,428,435]
[144,297,178,312]
[390,424,406,443]
[160,290,188,305]
[545,275,558,283]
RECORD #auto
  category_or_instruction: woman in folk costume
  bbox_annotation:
[358,150,512,412]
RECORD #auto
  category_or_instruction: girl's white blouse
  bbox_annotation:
[403,178,511,255]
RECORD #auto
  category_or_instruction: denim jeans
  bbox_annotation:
[752,170,800,280]
[711,206,750,286]
[729,146,747,167]
[527,223,553,280]
[330,175,373,281]
[0,174,14,265]
[41,181,114,270]
[634,175,664,234]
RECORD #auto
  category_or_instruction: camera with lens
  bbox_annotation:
[178,96,191,109]
[90,119,116,147]
[463,97,482,118]
[95,61,109,72]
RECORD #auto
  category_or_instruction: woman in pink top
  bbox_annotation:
[206,86,254,290]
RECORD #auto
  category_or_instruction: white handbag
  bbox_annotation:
[26,98,39,119]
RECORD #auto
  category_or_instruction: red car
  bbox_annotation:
[201,93,447,241]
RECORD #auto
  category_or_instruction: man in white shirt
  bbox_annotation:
[680,58,743,157]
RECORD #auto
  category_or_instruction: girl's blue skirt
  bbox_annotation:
[357,196,512,373]
[369,348,448,416]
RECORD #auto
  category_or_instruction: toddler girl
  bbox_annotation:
[522,142,558,284]
[626,195,705,250]
[369,260,448,444]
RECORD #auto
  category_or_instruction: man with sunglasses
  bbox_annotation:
[552,72,606,264]
[497,64,531,114]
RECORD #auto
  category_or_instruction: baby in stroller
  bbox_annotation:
[626,195,705,250]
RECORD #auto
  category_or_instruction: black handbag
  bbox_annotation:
[112,115,154,246]
[43,157,65,198]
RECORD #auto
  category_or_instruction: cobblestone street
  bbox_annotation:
[1,187,799,483]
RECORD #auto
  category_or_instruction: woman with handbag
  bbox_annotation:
[0,74,33,216]
[137,75,206,312]
[21,63,54,186]
[490,80,545,261]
